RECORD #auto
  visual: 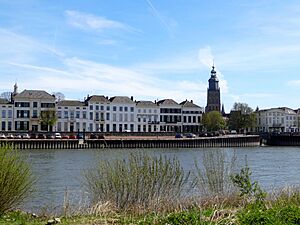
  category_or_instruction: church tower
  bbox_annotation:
[205,65,221,113]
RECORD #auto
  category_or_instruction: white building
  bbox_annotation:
[136,101,159,132]
[56,100,88,132]
[0,99,13,131]
[180,100,203,133]
[85,95,111,132]
[13,90,56,131]
[158,99,182,132]
[257,107,298,132]
[109,96,136,132]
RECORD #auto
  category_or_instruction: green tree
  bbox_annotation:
[202,111,225,132]
[228,102,256,132]
[39,109,57,132]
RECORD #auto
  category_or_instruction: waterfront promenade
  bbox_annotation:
[0,134,260,149]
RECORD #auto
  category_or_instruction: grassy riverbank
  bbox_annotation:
[2,190,300,225]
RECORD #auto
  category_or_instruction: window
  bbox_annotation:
[1,121,5,131]
[95,105,99,111]
[106,113,110,120]
[64,111,69,118]
[33,102,38,108]
[119,107,123,111]
[32,110,38,118]
[124,107,128,112]
[70,111,74,119]
[113,106,117,111]
[124,114,128,122]
[1,110,6,118]
[7,121,12,131]
[57,122,61,131]
[15,102,30,107]
[57,111,62,118]
[8,110,12,118]
[107,106,110,111]
[130,114,134,122]
[89,123,93,131]
[89,112,93,120]
[41,103,55,108]
[119,114,123,122]
[130,107,134,112]
[100,105,104,110]
[76,111,80,118]
[89,105,93,110]
[83,111,87,119]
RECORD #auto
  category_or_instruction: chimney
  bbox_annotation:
[191,100,193,103]
[131,96,133,101]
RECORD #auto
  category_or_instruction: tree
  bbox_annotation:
[228,102,256,132]
[0,92,12,102]
[52,92,65,102]
[39,110,58,132]
[202,111,225,132]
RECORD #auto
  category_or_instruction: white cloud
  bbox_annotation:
[65,10,131,32]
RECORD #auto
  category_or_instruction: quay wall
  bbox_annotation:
[0,135,260,150]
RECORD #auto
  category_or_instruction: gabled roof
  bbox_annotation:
[0,98,9,104]
[57,100,86,107]
[180,100,201,108]
[109,96,134,104]
[136,101,158,107]
[86,95,110,103]
[15,90,55,100]
[157,99,178,106]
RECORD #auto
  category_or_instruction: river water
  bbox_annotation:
[20,146,300,212]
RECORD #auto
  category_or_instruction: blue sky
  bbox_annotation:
[0,0,300,112]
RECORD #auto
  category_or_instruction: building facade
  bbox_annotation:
[0,86,204,133]
[256,107,298,132]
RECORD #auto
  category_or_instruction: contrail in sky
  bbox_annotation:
[145,0,172,36]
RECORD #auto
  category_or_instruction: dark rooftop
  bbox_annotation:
[15,90,55,100]
[109,96,134,104]
[86,95,110,103]
[57,100,86,107]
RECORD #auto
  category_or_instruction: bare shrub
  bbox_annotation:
[83,153,191,212]
[0,144,35,214]
[194,149,237,196]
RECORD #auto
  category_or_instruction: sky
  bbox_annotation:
[0,0,300,112]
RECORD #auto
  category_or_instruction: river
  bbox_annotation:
[20,146,300,212]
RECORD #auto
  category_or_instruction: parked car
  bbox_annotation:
[6,134,14,139]
[230,130,237,134]
[89,133,98,139]
[185,133,196,138]
[37,134,46,139]
[21,133,30,139]
[77,133,84,139]
[199,132,208,137]
[54,133,62,139]
[46,134,55,139]
[62,134,69,139]
[175,133,183,138]
[69,134,76,139]
[14,134,22,139]
[30,134,37,139]
[0,133,6,139]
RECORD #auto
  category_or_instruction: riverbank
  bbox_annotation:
[0,135,260,149]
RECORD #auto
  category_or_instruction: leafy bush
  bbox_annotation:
[0,144,35,214]
[230,161,266,202]
[83,153,190,211]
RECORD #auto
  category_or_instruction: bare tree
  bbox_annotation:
[0,92,12,102]
[52,92,65,102]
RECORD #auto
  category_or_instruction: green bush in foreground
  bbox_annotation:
[83,153,190,211]
[0,144,35,215]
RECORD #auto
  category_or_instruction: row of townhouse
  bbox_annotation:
[256,107,300,132]
[0,89,204,133]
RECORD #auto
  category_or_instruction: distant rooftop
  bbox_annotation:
[136,101,158,107]
[15,90,55,100]
[157,99,179,106]
[180,100,201,108]
[57,100,86,107]
[86,95,110,103]
[109,96,134,104]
